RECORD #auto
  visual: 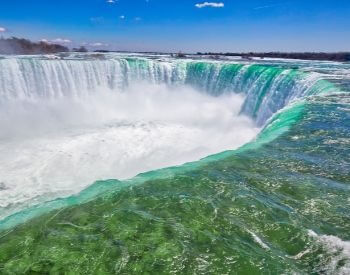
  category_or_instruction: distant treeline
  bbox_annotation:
[197,52,350,62]
[0,37,69,55]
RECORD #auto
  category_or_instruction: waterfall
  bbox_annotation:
[0,53,342,230]
[0,55,338,126]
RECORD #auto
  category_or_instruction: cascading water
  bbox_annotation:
[0,56,333,125]
[0,53,349,274]
[0,57,260,220]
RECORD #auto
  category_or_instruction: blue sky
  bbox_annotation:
[0,0,350,52]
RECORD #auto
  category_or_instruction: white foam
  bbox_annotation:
[247,230,270,250]
[0,83,259,220]
[308,230,350,274]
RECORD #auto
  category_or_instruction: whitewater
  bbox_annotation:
[0,53,349,274]
[0,55,261,219]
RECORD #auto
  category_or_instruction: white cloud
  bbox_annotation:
[134,17,142,21]
[40,38,72,44]
[91,42,103,47]
[90,42,109,47]
[195,2,224,8]
[119,15,125,19]
[52,38,72,44]
[106,0,116,3]
[0,27,6,32]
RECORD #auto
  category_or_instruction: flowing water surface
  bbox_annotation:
[0,53,349,274]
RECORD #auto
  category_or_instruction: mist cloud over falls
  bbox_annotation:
[0,83,259,220]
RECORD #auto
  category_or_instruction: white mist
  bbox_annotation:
[0,83,259,220]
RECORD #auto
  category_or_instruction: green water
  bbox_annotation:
[0,55,349,274]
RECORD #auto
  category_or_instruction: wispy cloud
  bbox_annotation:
[254,2,289,10]
[90,17,104,23]
[81,42,109,47]
[106,0,117,3]
[90,42,109,47]
[0,27,6,32]
[52,38,72,44]
[41,38,72,44]
[119,15,125,19]
[195,2,224,8]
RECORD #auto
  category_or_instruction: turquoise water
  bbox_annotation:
[0,54,349,274]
